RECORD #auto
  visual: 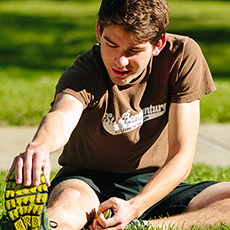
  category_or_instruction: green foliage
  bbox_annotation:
[200,80,230,123]
[0,1,100,126]
[185,163,230,184]
[0,1,230,126]
[167,1,230,80]
[0,1,99,71]
[167,1,230,123]
[1,165,230,229]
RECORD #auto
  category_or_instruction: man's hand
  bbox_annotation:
[5,93,84,188]
[6,142,51,187]
[90,197,137,230]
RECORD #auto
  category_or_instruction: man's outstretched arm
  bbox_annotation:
[6,93,83,187]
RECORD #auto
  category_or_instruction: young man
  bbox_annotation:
[5,0,230,229]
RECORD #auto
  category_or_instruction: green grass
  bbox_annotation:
[167,1,230,123]
[0,1,230,125]
[1,2,230,229]
[0,1,100,126]
[200,80,230,123]
[1,164,230,229]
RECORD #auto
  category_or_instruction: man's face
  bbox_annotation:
[97,24,159,86]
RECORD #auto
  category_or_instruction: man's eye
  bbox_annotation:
[106,43,117,48]
[129,49,142,54]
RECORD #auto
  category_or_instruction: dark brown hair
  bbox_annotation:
[98,0,169,46]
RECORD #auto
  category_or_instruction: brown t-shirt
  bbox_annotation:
[54,33,216,176]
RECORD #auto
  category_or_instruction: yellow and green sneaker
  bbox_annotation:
[86,208,113,228]
[5,169,55,230]
[93,208,112,222]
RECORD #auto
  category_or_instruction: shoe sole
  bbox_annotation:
[5,170,48,230]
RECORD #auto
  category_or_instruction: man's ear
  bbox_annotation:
[96,20,101,43]
[152,34,166,56]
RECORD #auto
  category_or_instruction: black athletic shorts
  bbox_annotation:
[49,169,217,220]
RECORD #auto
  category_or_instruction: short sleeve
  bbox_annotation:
[55,66,93,109]
[170,38,216,103]
[53,45,108,109]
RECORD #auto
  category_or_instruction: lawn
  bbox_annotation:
[167,1,230,123]
[0,1,100,126]
[0,0,230,125]
[1,164,230,229]
[0,1,230,229]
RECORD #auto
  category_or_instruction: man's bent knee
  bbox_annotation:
[47,178,100,208]
[47,179,101,229]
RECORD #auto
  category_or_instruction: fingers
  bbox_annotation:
[6,155,21,183]
[5,153,24,184]
[93,215,126,230]
[90,219,104,230]
[6,147,51,187]
[98,198,116,213]
[97,214,123,230]
[32,151,43,186]
[94,198,123,229]
[23,150,33,186]
[93,198,134,230]
[42,161,51,187]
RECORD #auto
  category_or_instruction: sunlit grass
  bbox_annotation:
[167,1,230,79]
[200,79,230,123]
[0,68,59,126]
[1,1,230,229]
[0,0,230,126]
[1,164,230,229]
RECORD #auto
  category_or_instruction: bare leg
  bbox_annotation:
[47,179,100,230]
[187,182,230,211]
[148,182,230,229]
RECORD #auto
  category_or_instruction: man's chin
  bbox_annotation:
[109,76,132,86]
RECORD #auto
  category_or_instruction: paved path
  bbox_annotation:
[195,123,230,167]
[0,124,230,171]
[0,126,61,171]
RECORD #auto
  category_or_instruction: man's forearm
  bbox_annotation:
[128,150,194,219]
[32,111,72,154]
[32,93,83,154]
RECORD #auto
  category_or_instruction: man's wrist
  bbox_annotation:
[127,198,145,219]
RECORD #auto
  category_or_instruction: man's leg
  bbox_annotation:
[47,179,100,230]
[187,181,230,211]
[148,182,230,229]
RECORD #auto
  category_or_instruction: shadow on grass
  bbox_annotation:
[168,27,230,79]
[0,12,97,75]
[0,2,230,80]
[168,14,230,79]
[0,213,12,230]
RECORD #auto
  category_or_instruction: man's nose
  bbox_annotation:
[114,53,129,67]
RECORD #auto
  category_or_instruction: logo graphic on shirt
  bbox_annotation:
[102,103,167,135]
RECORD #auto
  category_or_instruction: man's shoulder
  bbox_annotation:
[165,33,201,53]
[166,33,192,44]
[75,44,102,68]
[68,44,107,80]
